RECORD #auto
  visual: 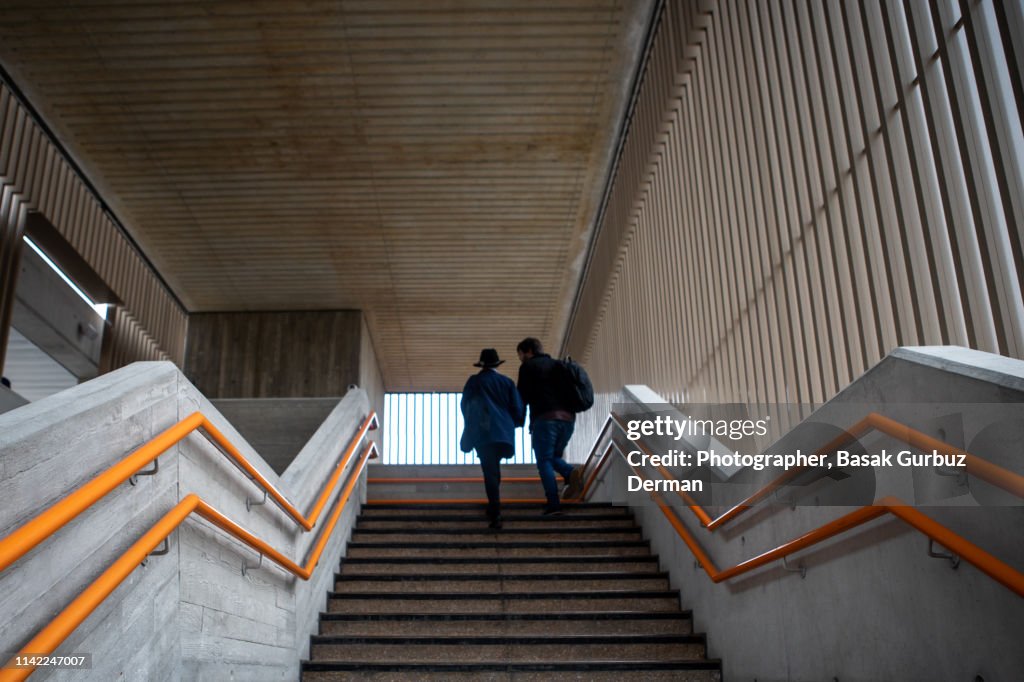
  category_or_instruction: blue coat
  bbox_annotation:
[460,368,526,454]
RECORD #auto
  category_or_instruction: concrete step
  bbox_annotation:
[350,528,642,543]
[360,503,629,518]
[309,634,706,663]
[317,612,694,637]
[302,662,722,681]
[334,572,671,593]
[308,500,720,682]
[367,476,544,484]
[366,484,549,502]
[345,541,651,559]
[338,556,662,575]
[357,515,637,530]
[326,591,682,615]
[367,464,540,478]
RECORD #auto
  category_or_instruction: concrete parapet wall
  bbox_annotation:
[209,399,343,475]
[0,362,373,681]
[580,347,1024,681]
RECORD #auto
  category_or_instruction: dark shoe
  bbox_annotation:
[541,506,564,517]
[488,515,503,529]
[563,466,584,500]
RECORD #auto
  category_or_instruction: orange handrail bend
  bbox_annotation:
[0,412,378,574]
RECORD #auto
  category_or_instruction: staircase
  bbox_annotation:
[301,501,722,680]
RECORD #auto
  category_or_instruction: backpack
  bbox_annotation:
[559,357,594,413]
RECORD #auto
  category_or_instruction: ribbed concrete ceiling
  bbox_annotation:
[0,0,652,390]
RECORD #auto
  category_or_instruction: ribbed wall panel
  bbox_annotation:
[0,81,185,370]
[100,308,170,374]
[565,0,1024,406]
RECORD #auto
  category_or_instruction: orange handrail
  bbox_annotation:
[863,412,1024,498]
[610,442,1024,597]
[0,412,378,574]
[0,442,378,682]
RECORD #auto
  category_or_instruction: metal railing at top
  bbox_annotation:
[384,392,533,465]
[0,411,378,681]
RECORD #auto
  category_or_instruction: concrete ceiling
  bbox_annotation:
[0,0,653,390]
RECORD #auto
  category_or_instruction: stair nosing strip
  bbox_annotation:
[328,590,679,600]
[310,634,705,645]
[340,556,659,564]
[357,514,633,521]
[318,610,694,621]
[334,572,670,581]
[301,660,723,672]
[348,540,649,548]
[353,528,641,534]
[360,499,618,503]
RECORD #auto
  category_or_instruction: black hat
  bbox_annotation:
[474,348,505,368]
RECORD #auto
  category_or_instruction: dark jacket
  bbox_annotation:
[460,368,526,453]
[516,353,574,421]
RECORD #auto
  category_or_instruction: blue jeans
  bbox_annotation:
[530,419,576,509]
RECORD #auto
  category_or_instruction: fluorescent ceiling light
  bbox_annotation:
[23,236,108,318]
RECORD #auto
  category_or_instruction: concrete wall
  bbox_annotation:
[201,312,385,475]
[0,362,374,681]
[578,347,1024,682]
[0,363,184,681]
[185,310,363,399]
[359,314,385,430]
[211,398,343,475]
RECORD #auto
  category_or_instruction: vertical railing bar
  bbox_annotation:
[435,393,441,465]
[439,393,446,466]
[424,392,430,465]
[403,393,410,466]
[417,393,424,466]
